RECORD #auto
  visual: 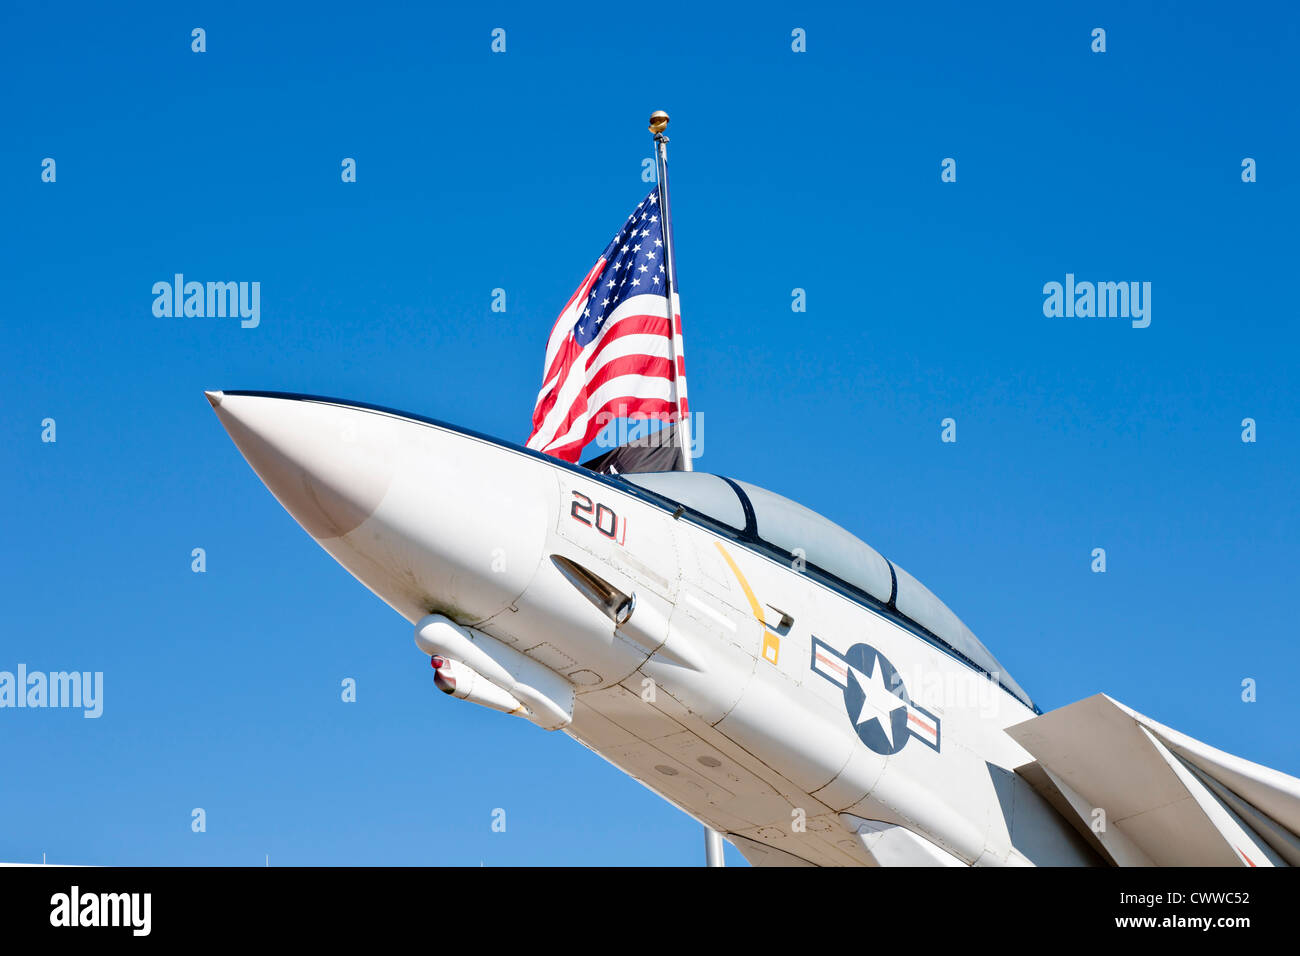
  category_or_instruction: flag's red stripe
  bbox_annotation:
[538,259,609,390]
[586,355,673,397]
[531,336,583,433]
[541,354,672,455]
[530,313,671,445]
[582,313,671,371]
[547,396,677,461]
[552,260,606,336]
[546,376,676,459]
[532,315,673,447]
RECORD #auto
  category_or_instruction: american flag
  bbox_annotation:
[526,188,688,461]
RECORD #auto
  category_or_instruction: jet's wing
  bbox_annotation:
[1007,694,1300,866]
[728,833,818,867]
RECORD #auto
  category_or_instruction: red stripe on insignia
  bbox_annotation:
[815,652,847,677]
[907,712,936,736]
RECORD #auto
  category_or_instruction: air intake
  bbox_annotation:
[550,554,635,625]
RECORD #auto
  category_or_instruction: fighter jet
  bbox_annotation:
[206,388,1300,866]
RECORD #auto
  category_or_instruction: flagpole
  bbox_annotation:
[650,110,694,473]
[652,112,720,867]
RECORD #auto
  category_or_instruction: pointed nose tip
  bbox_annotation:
[209,392,556,626]
[209,393,397,541]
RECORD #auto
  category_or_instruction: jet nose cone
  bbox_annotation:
[207,392,555,627]
[208,392,396,540]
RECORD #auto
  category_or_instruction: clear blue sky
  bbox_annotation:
[1,2,1296,865]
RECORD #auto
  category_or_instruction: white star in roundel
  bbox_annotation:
[847,656,905,749]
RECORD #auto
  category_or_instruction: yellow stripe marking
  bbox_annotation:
[714,542,780,666]
[714,542,764,623]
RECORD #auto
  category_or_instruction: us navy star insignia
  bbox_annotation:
[848,660,905,749]
[809,637,942,755]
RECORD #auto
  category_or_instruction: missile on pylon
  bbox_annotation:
[429,655,529,717]
[414,614,575,732]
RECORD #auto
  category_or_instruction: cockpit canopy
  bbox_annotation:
[619,472,1035,711]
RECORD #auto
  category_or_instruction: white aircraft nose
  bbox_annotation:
[207,391,555,626]
[208,391,395,540]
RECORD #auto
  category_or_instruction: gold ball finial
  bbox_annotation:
[649,111,670,134]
